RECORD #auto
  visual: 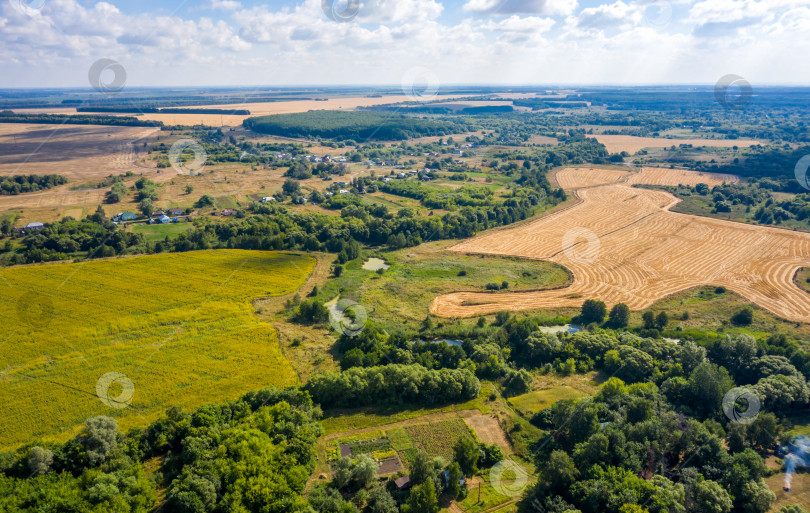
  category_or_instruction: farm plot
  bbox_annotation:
[0,249,312,449]
[404,418,476,462]
[431,166,810,323]
[0,123,158,180]
[321,411,503,481]
[326,432,404,476]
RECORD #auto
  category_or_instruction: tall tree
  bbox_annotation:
[453,437,479,477]
[607,303,630,328]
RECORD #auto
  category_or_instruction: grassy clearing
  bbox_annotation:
[508,387,587,415]
[795,268,810,295]
[451,456,536,513]
[315,240,571,330]
[0,249,312,448]
[128,222,191,242]
[638,286,810,342]
[519,284,810,344]
[766,471,810,513]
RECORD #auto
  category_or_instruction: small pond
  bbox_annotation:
[363,258,390,271]
[415,339,463,347]
[537,324,582,335]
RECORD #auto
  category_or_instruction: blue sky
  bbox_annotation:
[1,0,809,87]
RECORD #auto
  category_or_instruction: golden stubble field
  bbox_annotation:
[431,166,810,323]
[589,134,763,154]
[0,250,311,448]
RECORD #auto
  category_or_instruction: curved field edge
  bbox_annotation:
[0,249,314,449]
[430,167,810,323]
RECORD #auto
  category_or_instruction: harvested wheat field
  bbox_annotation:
[0,123,159,180]
[431,166,810,322]
[552,166,737,190]
[589,134,763,154]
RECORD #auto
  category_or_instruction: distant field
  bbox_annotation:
[0,123,161,224]
[589,134,763,154]
[0,123,158,179]
[0,249,312,448]
[15,95,469,127]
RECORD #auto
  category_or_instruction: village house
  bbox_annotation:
[114,212,137,222]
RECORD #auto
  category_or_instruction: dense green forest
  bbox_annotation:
[0,175,67,195]
[0,387,324,512]
[243,111,470,141]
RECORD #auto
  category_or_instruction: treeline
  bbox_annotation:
[244,111,470,141]
[366,105,515,115]
[1,174,67,195]
[0,387,321,513]
[77,107,250,115]
[0,111,163,127]
[380,181,507,210]
[513,99,590,110]
[304,364,480,408]
[705,145,810,184]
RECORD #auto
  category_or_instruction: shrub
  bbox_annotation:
[731,306,754,326]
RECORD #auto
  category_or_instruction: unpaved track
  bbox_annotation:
[431,167,810,322]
